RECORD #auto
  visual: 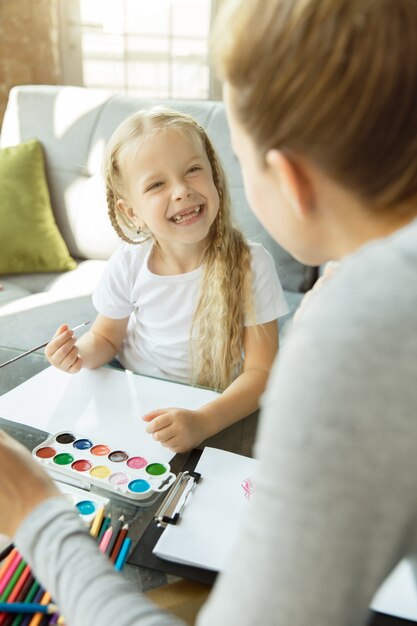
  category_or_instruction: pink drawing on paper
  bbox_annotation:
[241,477,254,500]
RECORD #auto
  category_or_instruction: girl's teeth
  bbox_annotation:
[173,206,201,223]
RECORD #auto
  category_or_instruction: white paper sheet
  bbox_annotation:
[0,366,219,464]
[153,446,258,571]
[371,559,417,621]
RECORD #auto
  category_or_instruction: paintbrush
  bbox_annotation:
[0,321,91,369]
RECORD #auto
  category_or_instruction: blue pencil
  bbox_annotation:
[0,602,58,614]
[114,538,132,572]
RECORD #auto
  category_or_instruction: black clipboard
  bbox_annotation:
[127,448,217,586]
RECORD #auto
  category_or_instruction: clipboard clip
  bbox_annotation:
[154,470,201,527]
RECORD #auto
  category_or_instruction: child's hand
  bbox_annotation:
[0,430,61,537]
[143,408,208,454]
[44,324,83,373]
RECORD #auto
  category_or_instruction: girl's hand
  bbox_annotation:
[44,324,83,373]
[0,431,61,537]
[143,408,208,454]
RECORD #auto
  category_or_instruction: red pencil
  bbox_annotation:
[105,516,124,557]
[110,524,129,564]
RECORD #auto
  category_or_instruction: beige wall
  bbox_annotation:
[0,0,61,125]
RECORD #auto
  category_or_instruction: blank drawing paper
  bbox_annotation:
[153,446,258,572]
[0,366,219,464]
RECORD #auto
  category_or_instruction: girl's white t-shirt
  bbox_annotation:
[92,241,288,383]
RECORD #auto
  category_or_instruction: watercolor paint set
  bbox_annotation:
[33,431,176,503]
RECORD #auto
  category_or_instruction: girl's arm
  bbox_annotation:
[196,319,278,434]
[44,314,129,373]
[143,319,278,452]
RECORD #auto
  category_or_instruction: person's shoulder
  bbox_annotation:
[248,241,274,263]
[248,241,278,281]
[297,224,417,346]
[111,240,152,268]
[335,220,417,311]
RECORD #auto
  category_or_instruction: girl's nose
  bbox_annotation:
[172,182,191,201]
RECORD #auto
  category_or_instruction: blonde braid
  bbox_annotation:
[105,174,134,244]
[104,145,150,245]
[191,134,255,390]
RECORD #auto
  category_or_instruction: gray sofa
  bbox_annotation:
[0,85,315,355]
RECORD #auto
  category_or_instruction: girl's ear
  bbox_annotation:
[116,199,145,230]
[265,149,315,218]
[116,198,136,220]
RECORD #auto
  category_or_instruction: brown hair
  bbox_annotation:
[214,0,417,212]
[103,108,254,390]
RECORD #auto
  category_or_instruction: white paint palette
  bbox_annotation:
[33,431,176,503]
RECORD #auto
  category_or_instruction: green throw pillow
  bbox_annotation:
[0,138,76,274]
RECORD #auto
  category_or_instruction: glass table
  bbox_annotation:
[0,346,183,593]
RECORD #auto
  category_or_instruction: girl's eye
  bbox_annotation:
[188,166,201,174]
[147,181,164,191]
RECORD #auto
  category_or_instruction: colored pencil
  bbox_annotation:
[0,550,18,587]
[0,505,127,626]
[97,516,111,542]
[0,605,58,616]
[105,516,124,557]
[27,591,51,626]
[114,538,132,572]
[19,586,42,626]
[6,575,35,626]
[48,612,60,625]
[0,567,31,626]
[98,528,113,553]
[110,524,128,564]
[89,505,105,539]
[0,321,91,369]
[5,566,31,603]
[0,565,31,626]
[0,560,27,603]
[0,553,22,596]
[0,546,14,565]
[0,561,27,626]
[10,578,39,626]
[10,574,34,606]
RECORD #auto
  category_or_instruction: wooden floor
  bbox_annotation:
[146,580,211,625]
